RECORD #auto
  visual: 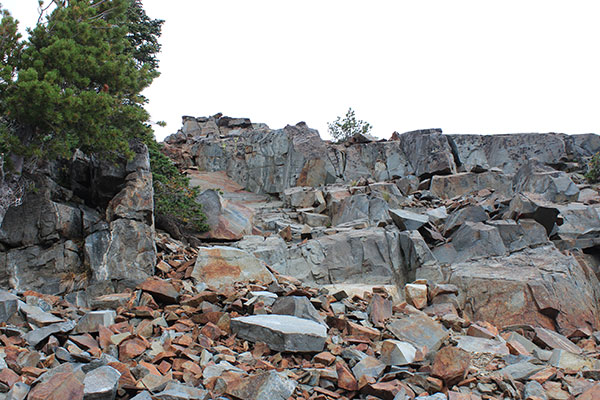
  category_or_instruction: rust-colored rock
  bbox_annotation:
[28,369,84,400]
[336,360,358,391]
[191,246,274,292]
[368,293,392,327]
[118,336,147,361]
[432,346,471,386]
[138,277,180,304]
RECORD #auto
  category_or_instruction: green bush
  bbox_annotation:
[585,152,600,183]
[327,107,372,143]
[147,141,209,232]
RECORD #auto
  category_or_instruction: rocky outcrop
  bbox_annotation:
[0,142,156,296]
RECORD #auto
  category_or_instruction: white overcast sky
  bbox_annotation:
[3,1,600,140]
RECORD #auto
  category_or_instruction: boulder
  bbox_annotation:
[387,312,449,355]
[271,296,326,326]
[225,371,297,400]
[191,246,274,291]
[194,189,254,241]
[82,365,120,400]
[448,245,600,336]
[486,219,548,252]
[331,194,391,227]
[282,187,318,208]
[106,170,153,223]
[398,129,456,178]
[0,240,82,294]
[443,205,488,236]
[389,209,429,231]
[448,222,507,262]
[513,160,579,203]
[449,133,576,175]
[506,193,560,235]
[380,340,417,365]
[430,171,513,199]
[230,315,327,352]
[285,227,403,286]
[555,203,600,250]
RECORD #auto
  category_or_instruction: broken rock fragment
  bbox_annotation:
[230,315,327,352]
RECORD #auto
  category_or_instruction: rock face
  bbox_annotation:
[0,142,156,296]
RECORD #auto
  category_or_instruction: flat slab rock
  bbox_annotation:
[191,246,274,292]
[231,315,327,352]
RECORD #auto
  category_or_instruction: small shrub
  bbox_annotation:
[585,152,600,183]
[148,141,209,232]
[327,107,372,143]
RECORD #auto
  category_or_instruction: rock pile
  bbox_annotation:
[0,113,599,399]
[0,232,599,399]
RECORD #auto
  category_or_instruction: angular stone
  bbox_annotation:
[75,311,116,334]
[513,159,579,203]
[387,313,449,355]
[192,246,274,292]
[524,381,548,400]
[398,230,438,282]
[25,320,76,347]
[83,366,121,400]
[86,218,156,285]
[389,209,429,231]
[19,302,63,326]
[5,382,30,400]
[367,293,392,327]
[430,171,513,199]
[380,340,417,365]
[443,206,488,236]
[352,356,386,382]
[230,315,327,352]
[498,361,545,381]
[336,360,358,391]
[578,384,600,400]
[405,284,428,309]
[138,277,179,304]
[225,371,296,400]
[533,326,581,355]
[432,346,470,385]
[28,367,85,400]
[549,349,600,371]
[0,291,18,323]
[194,188,255,241]
[449,222,507,262]
[455,336,509,356]
[271,296,325,326]
[154,381,208,400]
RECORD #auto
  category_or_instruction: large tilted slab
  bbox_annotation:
[230,315,327,352]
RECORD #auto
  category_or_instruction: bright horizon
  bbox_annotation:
[3,1,600,141]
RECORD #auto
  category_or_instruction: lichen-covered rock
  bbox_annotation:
[192,246,274,291]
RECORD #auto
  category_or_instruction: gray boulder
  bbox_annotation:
[513,159,579,203]
[429,171,513,199]
[230,315,327,352]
